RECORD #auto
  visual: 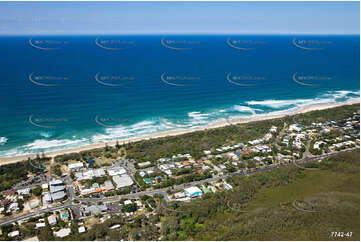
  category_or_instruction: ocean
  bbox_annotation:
[0,35,359,157]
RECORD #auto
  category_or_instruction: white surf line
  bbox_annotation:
[94,115,120,128]
[159,117,191,129]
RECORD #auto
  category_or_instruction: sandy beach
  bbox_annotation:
[0,100,359,166]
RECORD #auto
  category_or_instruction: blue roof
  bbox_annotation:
[234,152,241,156]
[87,158,95,163]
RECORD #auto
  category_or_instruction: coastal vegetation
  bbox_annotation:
[0,104,358,241]
[159,149,360,241]
[18,148,357,241]
[0,156,49,192]
[0,104,357,193]
[53,104,359,165]
[121,104,359,163]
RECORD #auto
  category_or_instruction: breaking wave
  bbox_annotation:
[0,137,8,146]
[0,89,358,158]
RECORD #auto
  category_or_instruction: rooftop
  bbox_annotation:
[112,174,133,188]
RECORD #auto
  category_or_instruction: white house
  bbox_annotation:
[78,226,86,233]
[8,231,20,238]
[68,162,84,171]
[270,126,277,133]
[48,215,57,225]
[107,167,126,176]
[36,223,46,229]
[289,124,302,132]
[184,187,203,198]
[54,228,71,238]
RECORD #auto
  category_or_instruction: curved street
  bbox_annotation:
[0,147,357,226]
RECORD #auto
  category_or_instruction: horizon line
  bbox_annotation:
[0,33,359,37]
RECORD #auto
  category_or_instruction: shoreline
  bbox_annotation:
[0,100,359,165]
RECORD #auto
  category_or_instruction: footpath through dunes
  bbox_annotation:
[160,149,360,241]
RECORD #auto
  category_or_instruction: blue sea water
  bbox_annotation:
[0,35,359,157]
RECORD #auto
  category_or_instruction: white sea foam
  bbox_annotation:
[0,138,91,158]
[92,119,162,142]
[187,111,210,120]
[0,137,8,146]
[159,117,193,129]
[246,98,314,108]
[22,138,88,150]
[323,90,360,99]
[0,89,358,158]
[233,105,263,115]
[246,90,359,109]
[39,132,53,138]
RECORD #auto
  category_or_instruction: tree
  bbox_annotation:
[37,226,54,241]
[122,203,138,213]
[51,164,62,177]
[32,186,42,196]
[115,141,121,150]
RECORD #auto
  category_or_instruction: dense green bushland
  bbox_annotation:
[160,149,360,241]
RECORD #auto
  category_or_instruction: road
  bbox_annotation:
[0,147,357,226]
[62,175,76,201]
[274,122,287,150]
[75,148,357,204]
[0,202,79,226]
[302,139,312,159]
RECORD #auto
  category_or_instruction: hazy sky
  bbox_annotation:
[0,1,359,35]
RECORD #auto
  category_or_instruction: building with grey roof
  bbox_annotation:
[107,166,126,176]
[49,180,64,186]
[112,174,133,188]
[51,191,67,202]
[103,180,114,190]
[49,185,65,194]
[93,168,106,177]
[83,204,107,216]
[17,188,31,196]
